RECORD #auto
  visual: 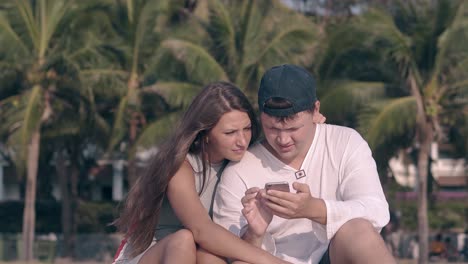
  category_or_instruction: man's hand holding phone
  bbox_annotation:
[262,182,322,221]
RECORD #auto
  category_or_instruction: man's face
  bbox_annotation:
[260,110,316,166]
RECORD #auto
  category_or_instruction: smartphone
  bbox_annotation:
[265,181,290,192]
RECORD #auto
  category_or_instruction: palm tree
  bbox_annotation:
[152,0,319,108]
[114,0,319,156]
[313,17,395,161]
[42,80,109,257]
[318,1,468,262]
[0,0,107,260]
[85,0,194,187]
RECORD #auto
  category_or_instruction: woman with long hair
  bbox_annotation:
[113,81,324,264]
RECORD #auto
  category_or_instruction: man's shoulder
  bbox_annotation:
[246,141,266,155]
[224,142,265,172]
[320,124,363,141]
[318,124,373,160]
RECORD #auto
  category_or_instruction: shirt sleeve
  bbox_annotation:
[324,132,390,240]
[213,166,277,254]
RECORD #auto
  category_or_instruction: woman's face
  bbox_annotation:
[206,110,252,163]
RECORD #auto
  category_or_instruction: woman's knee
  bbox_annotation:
[139,230,196,264]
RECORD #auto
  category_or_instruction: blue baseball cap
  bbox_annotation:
[258,64,317,117]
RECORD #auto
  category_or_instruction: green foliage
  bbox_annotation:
[0,0,111,170]
[156,39,229,84]
[133,111,182,150]
[319,81,386,126]
[154,0,318,102]
[359,97,417,149]
[77,202,118,233]
[319,0,468,164]
[94,0,188,153]
[148,82,204,109]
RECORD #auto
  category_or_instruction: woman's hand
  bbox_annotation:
[241,187,273,237]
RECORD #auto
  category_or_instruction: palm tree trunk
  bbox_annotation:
[127,75,139,187]
[416,120,433,264]
[57,152,73,256]
[128,156,137,187]
[128,113,138,187]
[70,164,79,255]
[408,73,432,264]
[22,129,41,261]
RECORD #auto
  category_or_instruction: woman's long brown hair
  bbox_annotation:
[114,81,259,257]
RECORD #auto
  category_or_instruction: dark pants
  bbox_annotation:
[319,248,331,264]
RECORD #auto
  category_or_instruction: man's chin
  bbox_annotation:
[276,145,295,154]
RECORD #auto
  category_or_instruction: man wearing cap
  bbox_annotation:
[213,64,395,263]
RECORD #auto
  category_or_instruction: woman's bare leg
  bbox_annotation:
[139,229,197,264]
[196,247,227,264]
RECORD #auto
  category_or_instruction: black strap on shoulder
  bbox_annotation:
[208,160,229,219]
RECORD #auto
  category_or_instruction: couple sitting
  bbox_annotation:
[113,64,396,264]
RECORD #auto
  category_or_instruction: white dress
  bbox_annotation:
[113,153,223,264]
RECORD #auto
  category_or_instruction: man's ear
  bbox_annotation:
[312,101,326,124]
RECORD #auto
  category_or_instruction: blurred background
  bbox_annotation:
[0,0,466,263]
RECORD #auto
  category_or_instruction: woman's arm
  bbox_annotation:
[166,161,288,264]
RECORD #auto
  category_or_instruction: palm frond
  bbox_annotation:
[15,0,38,49]
[315,21,380,80]
[0,95,24,137]
[238,0,317,89]
[142,81,202,109]
[319,81,386,123]
[4,86,44,175]
[42,120,80,139]
[39,1,73,57]
[156,39,229,84]
[0,11,29,55]
[206,0,237,70]
[129,0,167,74]
[435,1,468,90]
[133,111,183,152]
[255,23,317,67]
[241,1,316,66]
[357,8,417,81]
[80,69,128,99]
[358,96,417,149]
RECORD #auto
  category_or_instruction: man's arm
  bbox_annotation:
[322,134,390,239]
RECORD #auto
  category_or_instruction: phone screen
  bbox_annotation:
[265,181,290,192]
